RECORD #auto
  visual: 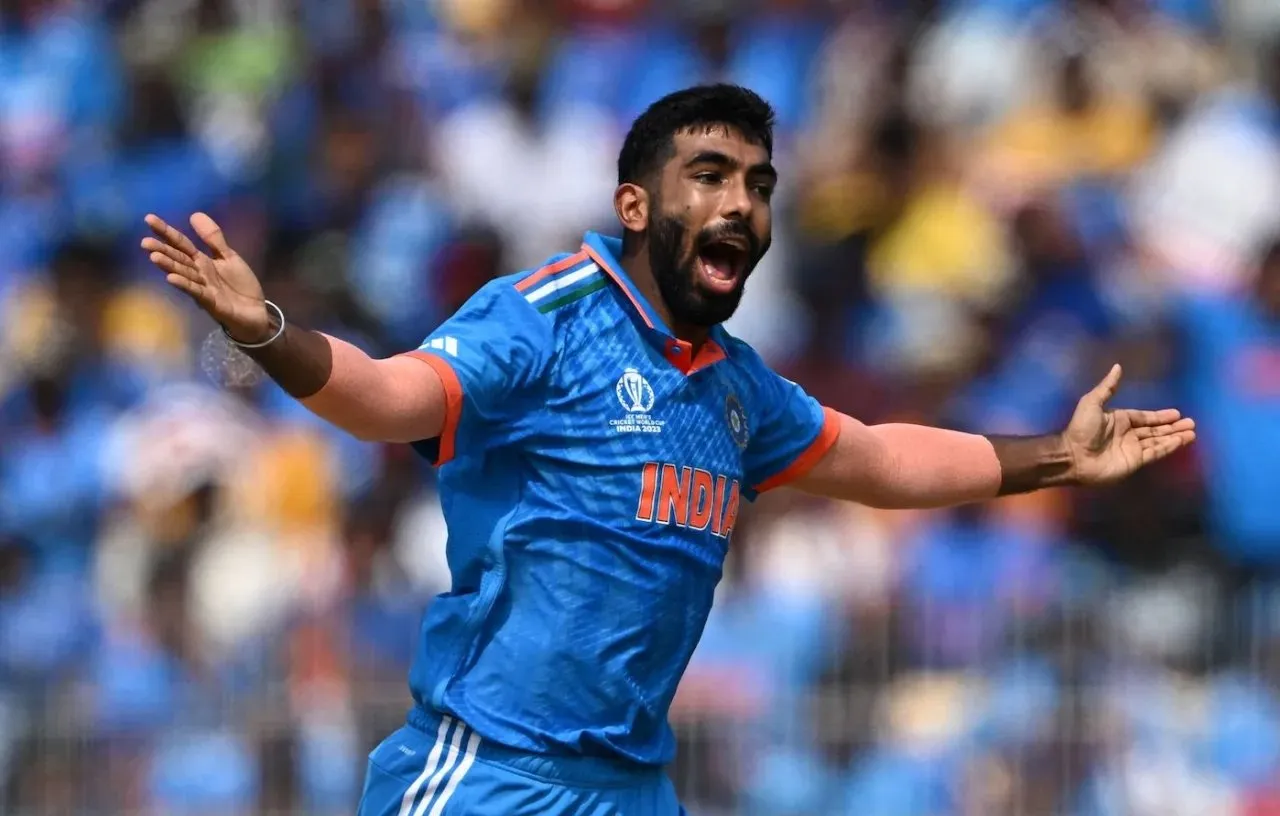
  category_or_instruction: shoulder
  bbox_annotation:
[716,329,764,365]
[712,333,787,423]
[442,250,619,359]
[454,249,600,320]
[716,329,784,389]
[715,329,819,413]
[468,250,609,317]
[510,249,611,318]
[505,249,619,345]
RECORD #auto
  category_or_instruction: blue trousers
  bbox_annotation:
[358,712,686,816]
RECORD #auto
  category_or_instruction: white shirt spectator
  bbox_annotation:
[431,99,618,269]
[1129,88,1280,294]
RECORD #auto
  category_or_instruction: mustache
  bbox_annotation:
[696,221,761,258]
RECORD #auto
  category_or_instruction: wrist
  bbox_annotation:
[223,302,285,350]
[224,321,273,346]
[987,433,1075,496]
[1055,432,1081,487]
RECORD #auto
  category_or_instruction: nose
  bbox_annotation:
[720,176,753,222]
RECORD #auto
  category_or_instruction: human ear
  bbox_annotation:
[614,183,649,234]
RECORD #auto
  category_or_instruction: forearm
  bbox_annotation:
[863,427,1076,506]
[239,323,335,398]
[797,414,1002,508]
[864,424,1003,508]
[796,413,1075,508]
[241,325,447,442]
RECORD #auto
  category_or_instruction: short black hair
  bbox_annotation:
[617,84,776,187]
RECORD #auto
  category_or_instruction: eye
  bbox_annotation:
[752,182,776,200]
[694,171,723,185]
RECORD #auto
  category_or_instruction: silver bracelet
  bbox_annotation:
[222,300,286,349]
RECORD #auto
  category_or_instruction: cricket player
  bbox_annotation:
[141,85,1195,815]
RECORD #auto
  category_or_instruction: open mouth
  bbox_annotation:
[696,239,750,295]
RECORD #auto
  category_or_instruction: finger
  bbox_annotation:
[1132,418,1196,439]
[1140,429,1197,448]
[1084,364,1123,407]
[1120,407,1182,428]
[1140,431,1197,463]
[148,251,204,284]
[164,272,213,308]
[141,237,198,272]
[145,214,201,258]
[190,212,234,259]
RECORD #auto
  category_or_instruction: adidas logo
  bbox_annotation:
[425,336,458,357]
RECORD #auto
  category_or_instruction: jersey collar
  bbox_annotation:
[582,231,727,376]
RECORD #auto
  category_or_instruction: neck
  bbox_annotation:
[621,245,710,348]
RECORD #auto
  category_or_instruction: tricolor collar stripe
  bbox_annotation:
[536,276,609,313]
[523,263,600,303]
[514,250,591,293]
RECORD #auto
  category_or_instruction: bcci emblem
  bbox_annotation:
[611,368,664,434]
[725,393,750,448]
[616,368,655,413]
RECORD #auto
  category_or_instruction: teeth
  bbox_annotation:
[700,257,735,282]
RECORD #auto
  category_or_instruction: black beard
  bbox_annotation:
[648,211,764,328]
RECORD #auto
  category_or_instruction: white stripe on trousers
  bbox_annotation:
[426,730,481,816]
[397,717,453,816]
[397,716,482,816]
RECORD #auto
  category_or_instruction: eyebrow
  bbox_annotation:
[685,151,778,183]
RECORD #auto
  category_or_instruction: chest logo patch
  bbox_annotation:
[616,368,655,413]
[725,392,750,449]
[612,368,665,434]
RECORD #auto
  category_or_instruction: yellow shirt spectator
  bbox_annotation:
[868,180,1014,309]
[979,50,1157,199]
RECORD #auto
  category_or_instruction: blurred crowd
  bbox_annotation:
[4,0,1280,813]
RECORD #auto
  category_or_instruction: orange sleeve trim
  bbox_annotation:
[402,350,464,466]
[754,406,842,493]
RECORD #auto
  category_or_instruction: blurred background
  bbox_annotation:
[3,0,1280,813]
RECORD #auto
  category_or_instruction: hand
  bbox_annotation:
[141,213,272,343]
[1063,364,1197,485]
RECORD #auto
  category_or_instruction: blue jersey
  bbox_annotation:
[404,231,838,767]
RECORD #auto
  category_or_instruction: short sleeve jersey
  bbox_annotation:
[404,232,839,766]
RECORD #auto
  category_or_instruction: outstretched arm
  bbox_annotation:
[142,213,448,443]
[295,337,450,443]
[794,365,1196,508]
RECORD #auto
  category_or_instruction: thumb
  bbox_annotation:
[190,212,234,258]
[1083,364,1123,407]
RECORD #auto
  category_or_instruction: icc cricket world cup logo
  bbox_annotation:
[617,368,655,414]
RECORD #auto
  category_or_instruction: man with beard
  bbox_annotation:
[141,85,1195,815]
